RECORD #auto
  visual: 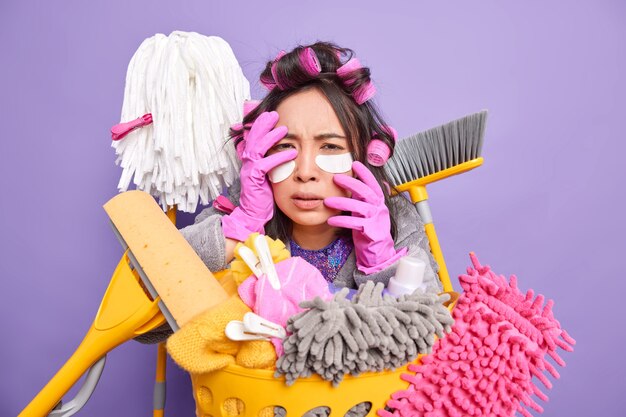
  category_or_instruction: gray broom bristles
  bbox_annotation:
[384,110,488,187]
[112,31,249,213]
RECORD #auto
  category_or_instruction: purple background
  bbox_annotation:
[1,1,624,416]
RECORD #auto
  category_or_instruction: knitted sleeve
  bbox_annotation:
[179,180,242,272]
[332,195,441,292]
[180,208,228,272]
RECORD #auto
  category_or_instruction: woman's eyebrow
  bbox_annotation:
[283,132,347,140]
[314,133,347,140]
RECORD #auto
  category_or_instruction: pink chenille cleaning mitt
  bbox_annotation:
[238,256,333,356]
[382,253,575,417]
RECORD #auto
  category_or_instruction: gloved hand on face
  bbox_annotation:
[324,161,407,274]
[222,111,297,241]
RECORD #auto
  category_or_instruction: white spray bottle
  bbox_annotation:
[387,256,427,297]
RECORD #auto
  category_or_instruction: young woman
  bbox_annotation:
[182,42,440,292]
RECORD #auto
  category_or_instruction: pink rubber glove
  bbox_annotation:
[222,112,297,241]
[324,161,407,274]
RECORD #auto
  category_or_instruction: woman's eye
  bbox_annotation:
[321,143,345,151]
[272,143,296,151]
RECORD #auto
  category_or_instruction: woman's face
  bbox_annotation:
[268,88,353,230]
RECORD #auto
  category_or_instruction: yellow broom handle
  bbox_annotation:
[424,223,453,292]
[408,185,453,292]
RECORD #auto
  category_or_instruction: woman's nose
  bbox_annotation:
[293,150,320,182]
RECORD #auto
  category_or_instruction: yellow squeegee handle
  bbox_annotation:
[20,252,165,417]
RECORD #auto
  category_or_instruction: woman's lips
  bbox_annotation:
[291,193,323,209]
[292,198,323,209]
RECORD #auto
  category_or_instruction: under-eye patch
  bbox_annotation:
[267,153,354,183]
[268,160,295,183]
[315,153,353,173]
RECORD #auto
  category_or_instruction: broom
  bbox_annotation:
[384,110,488,292]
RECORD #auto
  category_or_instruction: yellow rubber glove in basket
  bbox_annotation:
[167,295,276,374]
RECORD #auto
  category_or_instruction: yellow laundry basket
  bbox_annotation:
[189,290,458,417]
[191,361,413,417]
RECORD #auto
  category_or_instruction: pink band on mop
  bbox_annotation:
[213,195,236,214]
[111,113,153,141]
[299,47,321,76]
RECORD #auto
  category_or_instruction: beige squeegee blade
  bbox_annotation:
[103,190,228,329]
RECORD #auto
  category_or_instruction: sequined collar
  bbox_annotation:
[290,235,353,283]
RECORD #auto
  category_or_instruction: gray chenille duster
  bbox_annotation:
[180,180,441,292]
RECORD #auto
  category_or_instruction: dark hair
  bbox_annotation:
[231,41,398,242]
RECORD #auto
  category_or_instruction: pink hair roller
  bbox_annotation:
[270,50,287,90]
[243,100,260,117]
[337,57,376,104]
[299,47,321,76]
[367,125,396,166]
[261,51,286,90]
[336,57,362,83]
[353,81,376,105]
[260,77,277,91]
[367,139,391,166]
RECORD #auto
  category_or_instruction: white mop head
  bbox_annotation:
[112,31,249,212]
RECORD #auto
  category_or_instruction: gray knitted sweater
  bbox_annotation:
[180,181,441,292]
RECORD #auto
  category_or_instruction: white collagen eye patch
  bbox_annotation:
[268,153,354,183]
[268,160,295,183]
[315,153,353,173]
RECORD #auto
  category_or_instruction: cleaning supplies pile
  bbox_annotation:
[382,253,575,417]
[165,234,332,373]
[276,281,455,386]
[112,31,249,212]
[165,233,455,385]
[236,235,333,355]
